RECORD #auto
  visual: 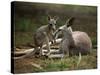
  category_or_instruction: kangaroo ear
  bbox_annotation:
[66,17,75,27]
[48,15,51,20]
[54,16,59,21]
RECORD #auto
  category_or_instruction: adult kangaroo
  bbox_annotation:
[55,17,92,56]
[33,16,58,56]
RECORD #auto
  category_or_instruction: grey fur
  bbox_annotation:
[71,31,92,55]
[55,18,92,56]
[33,16,58,56]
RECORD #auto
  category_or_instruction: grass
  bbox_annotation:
[43,58,70,71]
[91,37,97,47]
[14,31,97,73]
[14,32,97,48]
[14,49,97,73]
[14,32,33,47]
[14,29,97,73]
[31,49,97,72]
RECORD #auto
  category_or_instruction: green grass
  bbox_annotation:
[14,49,97,73]
[14,32,33,47]
[14,32,97,48]
[43,58,70,71]
[91,37,97,46]
[32,49,97,72]
[14,31,97,73]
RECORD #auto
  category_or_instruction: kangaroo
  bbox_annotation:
[54,17,73,40]
[33,16,58,56]
[55,17,92,56]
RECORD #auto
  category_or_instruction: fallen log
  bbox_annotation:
[30,62,43,70]
[43,49,59,53]
[12,55,27,60]
[48,54,64,58]
[13,48,34,55]
[13,54,64,59]
[13,47,59,56]
[13,38,62,59]
[13,38,62,55]
[13,49,37,59]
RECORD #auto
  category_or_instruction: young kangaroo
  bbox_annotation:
[33,16,58,56]
[55,17,92,56]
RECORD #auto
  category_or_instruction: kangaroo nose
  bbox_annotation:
[50,24,52,26]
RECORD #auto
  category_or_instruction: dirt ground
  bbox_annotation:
[13,47,97,74]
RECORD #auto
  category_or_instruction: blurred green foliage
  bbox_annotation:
[13,2,97,47]
[14,2,97,32]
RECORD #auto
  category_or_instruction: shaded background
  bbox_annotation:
[13,2,97,48]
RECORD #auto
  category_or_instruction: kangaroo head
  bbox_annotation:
[59,17,75,31]
[48,16,58,31]
[54,17,75,38]
[65,17,75,27]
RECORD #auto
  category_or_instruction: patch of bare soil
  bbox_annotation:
[14,57,44,74]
